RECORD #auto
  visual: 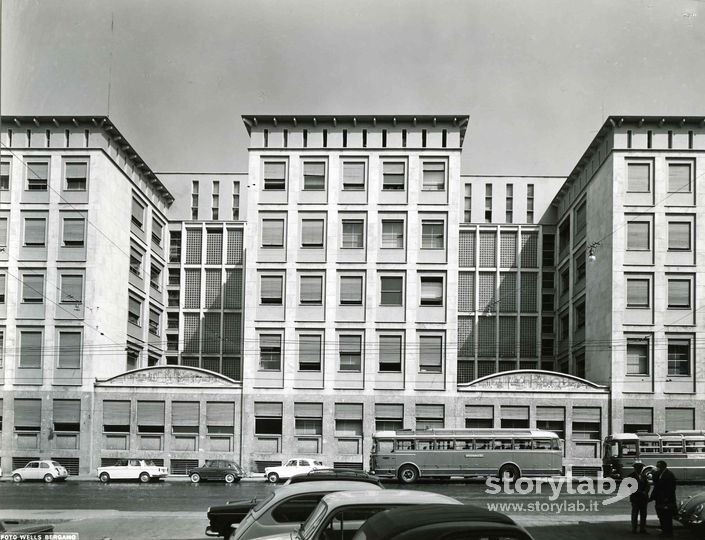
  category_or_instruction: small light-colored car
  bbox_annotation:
[230,480,382,540]
[678,490,705,532]
[97,458,168,483]
[265,458,324,483]
[256,489,462,540]
[11,460,69,483]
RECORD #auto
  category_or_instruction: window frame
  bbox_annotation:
[339,275,363,306]
[667,277,691,309]
[419,275,444,306]
[625,277,651,309]
[626,161,652,193]
[59,273,83,305]
[21,273,44,304]
[380,220,405,249]
[25,160,49,191]
[381,161,406,191]
[667,337,691,377]
[341,219,365,249]
[341,161,366,191]
[299,274,324,305]
[62,217,86,247]
[63,160,88,192]
[57,329,82,369]
[421,161,446,191]
[338,333,363,372]
[421,220,445,250]
[260,274,284,305]
[626,221,651,251]
[259,333,283,371]
[298,333,323,372]
[261,218,286,248]
[302,161,327,191]
[0,160,10,191]
[378,334,403,373]
[667,221,691,252]
[300,218,325,249]
[667,161,692,194]
[418,334,443,373]
[19,329,43,368]
[23,217,47,247]
[379,275,404,306]
[263,160,287,191]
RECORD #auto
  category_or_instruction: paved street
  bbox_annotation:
[0,479,702,540]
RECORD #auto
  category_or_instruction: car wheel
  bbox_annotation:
[12,474,22,483]
[499,464,520,482]
[642,466,657,484]
[267,472,279,483]
[224,473,236,483]
[99,472,110,483]
[43,474,55,483]
[139,472,151,483]
[398,464,419,484]
[190,472,201,483]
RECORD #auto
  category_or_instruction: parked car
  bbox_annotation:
[257,489,462,540]
[11,460,69,483]
[97,458,168,483]
[678,490,705,532]
[189,460,245,483]
[229,480,382,540]
[265,458,324,483]
[207,470,381,537]
[0,520,54,534]
[284,468,383,487]
[351,503,535,540]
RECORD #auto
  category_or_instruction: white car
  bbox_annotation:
[231,480,382,540]
[265,458,324,483]
[12,460,69,483]
[257,490,462,540]
[97,458,168,483]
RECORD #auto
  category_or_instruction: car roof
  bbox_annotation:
[321,489,460,508]
[287,469,381,485]
[354,503,519,540]
[263,481,382,503]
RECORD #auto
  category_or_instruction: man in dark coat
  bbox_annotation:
[650,460,677,537]
[629,462,650,533]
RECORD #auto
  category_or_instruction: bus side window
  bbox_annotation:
[514,439,532,450]
[475,439,490,450]
[533,439,551,450]
[622,442,637,457]
[685,439,705,453]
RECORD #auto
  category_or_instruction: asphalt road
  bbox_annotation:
[0,479,702,540]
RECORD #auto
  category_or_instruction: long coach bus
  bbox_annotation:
[603,431,705,481]
[370,429,563,483]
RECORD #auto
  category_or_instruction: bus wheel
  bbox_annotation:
[499,464,520,482]
[398,465,419,484]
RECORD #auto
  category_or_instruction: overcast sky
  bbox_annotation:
[2,0,705,175]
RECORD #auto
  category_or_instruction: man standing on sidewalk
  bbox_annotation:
[650,460,677,537]
[629,462,649,534]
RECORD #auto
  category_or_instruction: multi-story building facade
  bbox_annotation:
[0,114,702,478]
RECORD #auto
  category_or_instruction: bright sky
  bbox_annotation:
[2,0,704,175]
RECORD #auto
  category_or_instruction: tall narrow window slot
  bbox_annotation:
[45,130,51,147]
[382,129,387,148]
[303,129,308,148]
[362,129,367,148]
[442,129,447,148]
[668,130,673,149]
[322,129,328,147]
[283,129,288,148]
[688,130,694,149]
[263,129,269,148]
[647,130,652,149]
[627,130,633,148]
[64,129,70,147]
[402,129,407,147]
[342,129,348,148]
[422,129,427,148]
[84,129,90,147]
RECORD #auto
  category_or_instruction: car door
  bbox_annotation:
[210,460,223,481]
[127,459,141,479]
[39,462,51,479]
[297,459,310,475]
[24,462,40,480]
[255,492,328,538]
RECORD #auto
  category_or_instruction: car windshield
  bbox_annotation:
[299,500,329,539]
[252,492,275,512]
[51,462,62,467]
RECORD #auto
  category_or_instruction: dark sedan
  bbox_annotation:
[678,490,705,532]
[351,503,535,540]
[188,460,244,483]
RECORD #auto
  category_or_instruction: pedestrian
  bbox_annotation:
[629,462,649,534]
[650,460,677,537]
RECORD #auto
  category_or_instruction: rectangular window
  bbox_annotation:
[420,276,443,306]
[19,331,42,368]
[303,162,326,191]
[339,335,362,372]
[574,251,586,283]
[65,162,87,191]
[14,398,41,431]
[22,274,44,303]
[206,229,223,264]
[382,162,405,190]
[668,163,691,193]
[172,402,199,434]
[0,162,9,190]
[232,181,240,220]
[505,184,513,223]
[58,331,81,369]
[300,275,323,305]
[335,404,363,437]
[298,335,322,371]
[626,278,650,308]
[27,162,48,191]
[379,335,402,372]
[131,198,145,229]
[626,339,649,375]
[342,162,365,191]
[254,402,283,436]
[422,162,445,191]
[261,275,283,305]
[575,202,586,236]
[24,218,46,246]
[416,404,444,429]
[340,276,363,305]
[149,264,162,291]
[149,309,160,336]
[128,296,142,326]
[464,184,472,222]
[574,302,586,330]
[419,336,442,373]
[484,184,492,222]
[375,403,403,431]
[53,399,80,432]
[627,163,650,192]
[380,276,403,306]
[381,220,404,248]
[259,334,282,370]
[169,231,181,263]
[137,401,165,434]
[668,222,691,251]
[0,218,7,249]
[626,222,650,251]
[62,218,85,247]
[527,184,534,223]
[263,162,286,190]
[261,219,285,247]
[129,246,142,277]
[0,273,5,304]
[667,339,690,376]
[152,218,163,247]
[301,219,324,248]
[341,220,364,248]
[421,221,444,249]
[60,274,83,304]
[667,279,691,308]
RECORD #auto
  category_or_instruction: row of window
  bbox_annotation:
[130,197,165,248]
[0,271,84,307]
[190,180,240,221]
[625,274,696,310]
[256,332,445,373]
[625,334,696,377]
[259,216,446,250]
[626,159,695,197]
[0,215,86,250]
[260,159,448,193]
[463,183,535,224]
[2,328,83,370]
[127,294,162,335]
[256,272,446,308]
[458,230,540,268]
[625,217,695,253]
[129,244,163,291]
[1,159,88,192]
[171,228,244,266]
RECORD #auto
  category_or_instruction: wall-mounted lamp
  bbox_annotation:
[588,241,601,262]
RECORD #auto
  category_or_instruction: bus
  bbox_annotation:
[603,431,705,481]
[370,428,563,483]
